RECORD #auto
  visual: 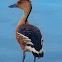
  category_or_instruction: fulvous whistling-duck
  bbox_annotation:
[9,0,44,62]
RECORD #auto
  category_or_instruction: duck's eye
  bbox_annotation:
[19,2,22,4]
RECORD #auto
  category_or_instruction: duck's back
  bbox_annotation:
[16,24,42,51]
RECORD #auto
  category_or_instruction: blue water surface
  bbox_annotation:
[0,0,62,62]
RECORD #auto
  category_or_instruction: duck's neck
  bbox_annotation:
[17,8,31,27]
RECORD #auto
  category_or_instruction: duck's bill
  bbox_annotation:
[8,3,18,8]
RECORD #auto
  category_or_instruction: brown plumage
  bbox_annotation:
[9,1,44,62]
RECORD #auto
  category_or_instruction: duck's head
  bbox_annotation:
[9,1,32,12]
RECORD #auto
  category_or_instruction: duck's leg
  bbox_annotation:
[34,56,36,62]
[22,52,26,62]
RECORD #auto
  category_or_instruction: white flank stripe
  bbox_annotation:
[26,46,43,54]
[22,36,28,39]
[23,39,31,41]
[26,42,33,45]
[25,46,39,54]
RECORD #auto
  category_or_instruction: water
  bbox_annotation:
[0,0,62,62]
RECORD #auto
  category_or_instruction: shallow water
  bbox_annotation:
[0,0,62,62]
